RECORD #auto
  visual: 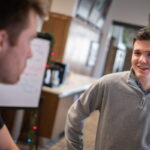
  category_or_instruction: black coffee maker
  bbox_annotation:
[44,62,68,87]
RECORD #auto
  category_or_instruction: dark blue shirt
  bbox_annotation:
[0,115,4,129]
[136,80,150,95]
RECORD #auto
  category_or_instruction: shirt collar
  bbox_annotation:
[127,68,150,95]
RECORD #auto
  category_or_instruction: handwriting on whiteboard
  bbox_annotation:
[18,38,50,94]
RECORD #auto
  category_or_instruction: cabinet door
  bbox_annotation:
[51,92,83,138]
[42,13,72,62]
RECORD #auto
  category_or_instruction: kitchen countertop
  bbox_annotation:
[42,72,97,98]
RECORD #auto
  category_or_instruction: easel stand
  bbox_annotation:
[11,110,25,143]
[10,97,44,150]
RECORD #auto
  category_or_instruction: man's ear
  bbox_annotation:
[0,30,8,53]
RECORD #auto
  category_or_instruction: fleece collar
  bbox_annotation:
[127,68,150,95]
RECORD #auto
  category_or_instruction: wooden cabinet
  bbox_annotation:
[39,91,80,138]
[42,12,72,62]
[38,72,97,139]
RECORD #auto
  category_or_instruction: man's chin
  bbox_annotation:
[2,76,20,85]
[136,73,150,81]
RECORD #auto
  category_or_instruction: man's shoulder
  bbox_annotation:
[104,71,130,78]
[88,71,130,92]
[99,71,130,83]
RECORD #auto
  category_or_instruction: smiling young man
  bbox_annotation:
[65,27,150,150]
[132,39,150,90]
[0,0,47,149]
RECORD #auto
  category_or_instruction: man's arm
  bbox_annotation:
[65,81,102,150]
[0,125,19,150]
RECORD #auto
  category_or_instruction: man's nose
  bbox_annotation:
[139,55,147,63]
[27,47,33,59]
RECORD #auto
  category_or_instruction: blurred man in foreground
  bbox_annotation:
[0,0,47,149]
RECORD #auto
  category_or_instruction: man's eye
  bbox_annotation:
[134,52,141,55]
[147,52,150,57]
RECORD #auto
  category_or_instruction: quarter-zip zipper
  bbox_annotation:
[139,96,146,109]
[128,82,146,109]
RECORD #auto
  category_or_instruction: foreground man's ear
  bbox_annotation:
[0,30,8,53]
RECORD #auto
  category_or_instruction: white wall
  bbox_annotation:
[93,0,150,77]
[50,0,78,16]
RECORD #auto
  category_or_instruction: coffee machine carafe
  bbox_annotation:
[44,62,68,87]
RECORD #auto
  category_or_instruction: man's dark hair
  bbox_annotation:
[133,27,150,45]
[0,0,48,45]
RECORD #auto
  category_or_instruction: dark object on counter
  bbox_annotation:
[44,62,68,87]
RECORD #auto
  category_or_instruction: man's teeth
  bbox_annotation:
[138,66,149,69]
